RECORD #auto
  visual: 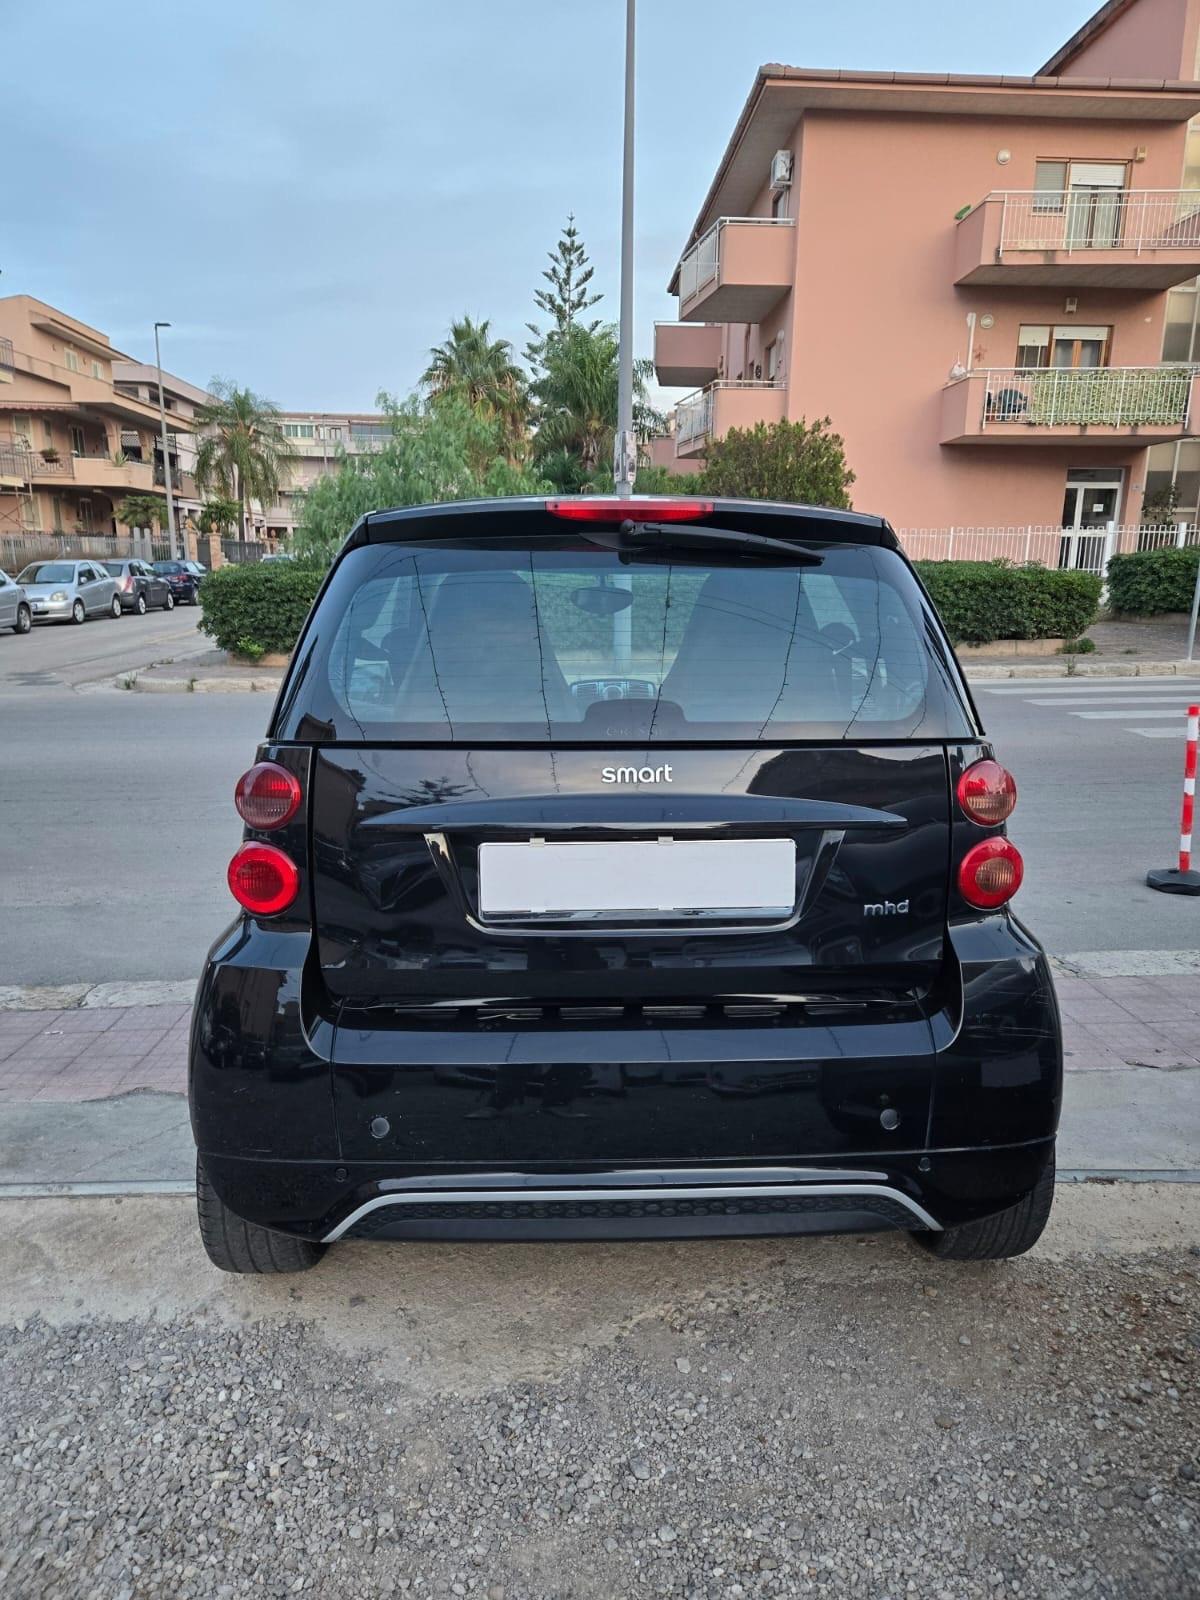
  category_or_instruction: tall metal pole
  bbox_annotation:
[613,0,637,498]
[153,321,180,559]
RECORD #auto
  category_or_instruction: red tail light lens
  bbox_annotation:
[546,498,713,523]
[122,576,134,591]
[958,838,1024,909]
[234,762,302,830]
[227,843,299,916]
[957,759,1017,824]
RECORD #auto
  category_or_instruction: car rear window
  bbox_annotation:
[275,534,973,744]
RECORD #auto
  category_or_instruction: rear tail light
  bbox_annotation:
[235,762,302,829]
[546,497,713,523]
[958,838,1024,909]
[957,759,1017,824]
[227,843,299,916]
[122,576,134,592]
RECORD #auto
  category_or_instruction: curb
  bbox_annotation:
[965,659,1200,681]
[0,980,196,1011]
[116,663,1200,692]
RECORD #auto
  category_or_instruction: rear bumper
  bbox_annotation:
[189,915,1061,1243]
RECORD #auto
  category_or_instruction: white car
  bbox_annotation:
[0,568,31,635]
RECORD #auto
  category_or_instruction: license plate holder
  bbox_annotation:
[477,838,798,922]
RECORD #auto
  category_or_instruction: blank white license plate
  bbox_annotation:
[478,839,797,918]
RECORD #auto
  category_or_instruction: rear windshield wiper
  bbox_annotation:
[578,520,824,564]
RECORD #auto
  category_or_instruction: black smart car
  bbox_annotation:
[151,560,201,605]
[189,496,1061,1274]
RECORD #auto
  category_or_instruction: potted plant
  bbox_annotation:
[40,445,60,464]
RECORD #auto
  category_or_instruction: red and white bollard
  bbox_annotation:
[1147,702,1200,895]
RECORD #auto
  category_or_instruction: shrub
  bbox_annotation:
[198,560,324,660]
[912,560,1102,645]
[1106,545,1200,616]
[1058,636,1096,655]
[696,417,855,507]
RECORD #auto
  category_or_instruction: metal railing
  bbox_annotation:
[0,337,13,369]
[220,539,267,564]
[972,366,1197,430]
[0,444,32,478]
[896,523,1200,575]
[674,380,787,449]
[987,188,1200,254]
[677,216,794,304]
[0,532,173,569]
[28,451,73,477]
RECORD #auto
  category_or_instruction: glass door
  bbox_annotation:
[1060,471,1123,572]
[1065,162,1126,249]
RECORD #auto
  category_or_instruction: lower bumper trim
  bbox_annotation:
[323,1182,941,1242]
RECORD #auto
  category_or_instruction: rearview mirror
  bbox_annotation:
[570,585,633,617]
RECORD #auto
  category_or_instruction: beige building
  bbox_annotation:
[0,295,195,547]
[258,413,390,541]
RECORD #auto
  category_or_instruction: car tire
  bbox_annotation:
[110,595,123,620]
[189,592,199,606]
[71,599,86,625]
[195,1158,326,1274]
[163,591,175,611]
[135,593,147,615]
[15,604,31,635]
[912,1151,1055,1262]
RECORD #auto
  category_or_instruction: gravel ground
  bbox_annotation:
[1,1189,1198,1600]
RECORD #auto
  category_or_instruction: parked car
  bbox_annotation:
[151,559,201,605]
[103,559,176,614]
[0,568,31,635]
[190,495,1060,1274]
[180,560,208,581]
[15,560,121,624]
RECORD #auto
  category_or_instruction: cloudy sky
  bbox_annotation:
[6,0,1096,410]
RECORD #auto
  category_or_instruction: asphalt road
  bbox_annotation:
[0,622,1196,983]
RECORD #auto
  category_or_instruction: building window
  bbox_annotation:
[78,497,93,528]
[1015,323,1111,368]
[1033,161,1067,212]
[1162,283,1199,363]
[91,360,103,379]
[282,423,315,439]
[69,425,85,457]
[771,188,788,219]
[64,346,79,372]
[42,420,54,449]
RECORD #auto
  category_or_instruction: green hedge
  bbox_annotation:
[198,561,324,660]
[1106,545,1200,616]
[913,560,1102,645]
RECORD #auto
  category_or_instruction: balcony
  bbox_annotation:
[654,322,724,388]
[26,452,159,492]
[674,381,788,458]
[676,218,794,323]
[941,365,1200,446]
[955,189,1200,288]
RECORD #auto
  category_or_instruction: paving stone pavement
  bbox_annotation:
[1,973,1198,1103]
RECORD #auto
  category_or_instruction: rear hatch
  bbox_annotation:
[276,500,978,1163]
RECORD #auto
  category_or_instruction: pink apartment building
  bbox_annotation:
[654,0,1200,560]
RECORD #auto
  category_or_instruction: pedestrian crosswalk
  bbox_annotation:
[977,677,1200,739]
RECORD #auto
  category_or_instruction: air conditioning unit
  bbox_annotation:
[769,149,793,190]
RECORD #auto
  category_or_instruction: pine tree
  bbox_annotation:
[525,213,602,372]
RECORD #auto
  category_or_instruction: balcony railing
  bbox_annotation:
[0,337,13,369]
[29,451,73,477]
[0,444,32,478]
[677,216,794,305]
[674,380,787,452]
[976,366,1198,430]
[994,189,1200,254]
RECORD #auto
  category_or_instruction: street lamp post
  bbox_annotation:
[153,321,181,559]
[613,0,637,499]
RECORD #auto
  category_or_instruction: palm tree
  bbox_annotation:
[193,380,289,541]
[422,317,529,459]
[532,324,662,484]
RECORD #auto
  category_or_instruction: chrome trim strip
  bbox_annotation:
[323,1182,941,1242]
[370,1164,887,1192]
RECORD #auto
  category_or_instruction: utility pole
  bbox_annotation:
[613,0,636,498]
[153,321,181,559]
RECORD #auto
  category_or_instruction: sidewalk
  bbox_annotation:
[2,956,1199,1188]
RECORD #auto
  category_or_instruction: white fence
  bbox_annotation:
[993,188,1200,254]
[896,523,1200,576]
